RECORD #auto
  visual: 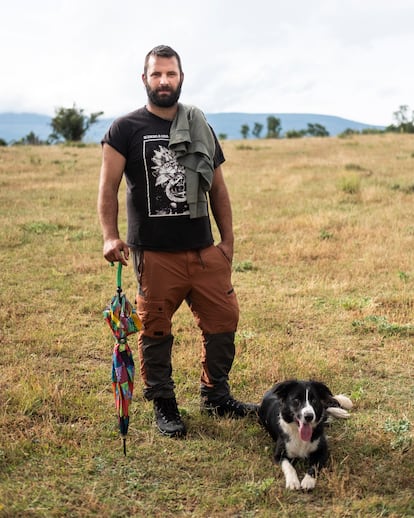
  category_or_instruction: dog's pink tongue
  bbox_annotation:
[299,422,312,442]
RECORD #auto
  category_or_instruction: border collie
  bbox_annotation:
[258,379,352,491]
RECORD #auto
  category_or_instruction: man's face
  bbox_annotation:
[143,55,183,108]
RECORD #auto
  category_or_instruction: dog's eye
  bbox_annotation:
[292,398,300,407]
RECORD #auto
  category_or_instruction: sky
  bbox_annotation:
[2,0,413,126]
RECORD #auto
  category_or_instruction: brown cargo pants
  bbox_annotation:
[131,246,239,401]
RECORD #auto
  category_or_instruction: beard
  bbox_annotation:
[146,81,183,108]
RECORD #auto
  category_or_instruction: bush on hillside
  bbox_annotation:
[49,104,103,142]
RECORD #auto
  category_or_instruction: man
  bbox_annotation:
[98,45,257,438]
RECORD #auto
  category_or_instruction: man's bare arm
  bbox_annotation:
[97,143,129,265]
[209,165,234,262]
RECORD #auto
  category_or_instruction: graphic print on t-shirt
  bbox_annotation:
[143,135,189,216]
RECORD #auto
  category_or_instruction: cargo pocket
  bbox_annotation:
[136,297,172,337]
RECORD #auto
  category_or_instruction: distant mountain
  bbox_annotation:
[0,111,384,144]
[0,113,53,143]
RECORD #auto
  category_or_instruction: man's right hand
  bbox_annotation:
[103,238,130,265]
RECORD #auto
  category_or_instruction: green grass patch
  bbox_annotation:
[1,136,414,516]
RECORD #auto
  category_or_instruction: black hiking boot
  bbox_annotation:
[202,396,259,418]
[153,397,187,438]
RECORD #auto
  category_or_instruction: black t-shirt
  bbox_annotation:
[102,106,225,251]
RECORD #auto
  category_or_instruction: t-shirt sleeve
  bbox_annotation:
[101,118,129,159]
[210,126,225,169]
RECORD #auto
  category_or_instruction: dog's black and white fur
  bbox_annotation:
[258,379,352,491]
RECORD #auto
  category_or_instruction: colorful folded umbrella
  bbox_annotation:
[103,262,141,455]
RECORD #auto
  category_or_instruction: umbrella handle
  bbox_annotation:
[117,262,123,293]
[110,261,123,292]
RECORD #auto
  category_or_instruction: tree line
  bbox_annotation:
[230,105,414,141]
[0,104,413,146]
[236,116,329,140]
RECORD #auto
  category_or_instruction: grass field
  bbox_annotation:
[0,134,413,517]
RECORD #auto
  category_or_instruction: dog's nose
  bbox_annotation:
[304,413,314,422]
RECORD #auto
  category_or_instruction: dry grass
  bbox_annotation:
[0,135,413,517]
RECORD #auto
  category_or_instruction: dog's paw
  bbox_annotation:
[285,474,301,490]
[333,394,353,410]
[301,473,316,491]
[282,460,301,490]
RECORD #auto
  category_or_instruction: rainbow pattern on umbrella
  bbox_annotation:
[103,263,141,455]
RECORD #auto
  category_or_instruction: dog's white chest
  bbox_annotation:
[282,421,319,459]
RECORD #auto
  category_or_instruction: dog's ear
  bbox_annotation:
[272,379,299,399]
[311,381,334,405]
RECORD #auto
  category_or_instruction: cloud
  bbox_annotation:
[1,0,413,125]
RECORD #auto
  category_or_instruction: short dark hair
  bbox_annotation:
[144,45,183,76]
